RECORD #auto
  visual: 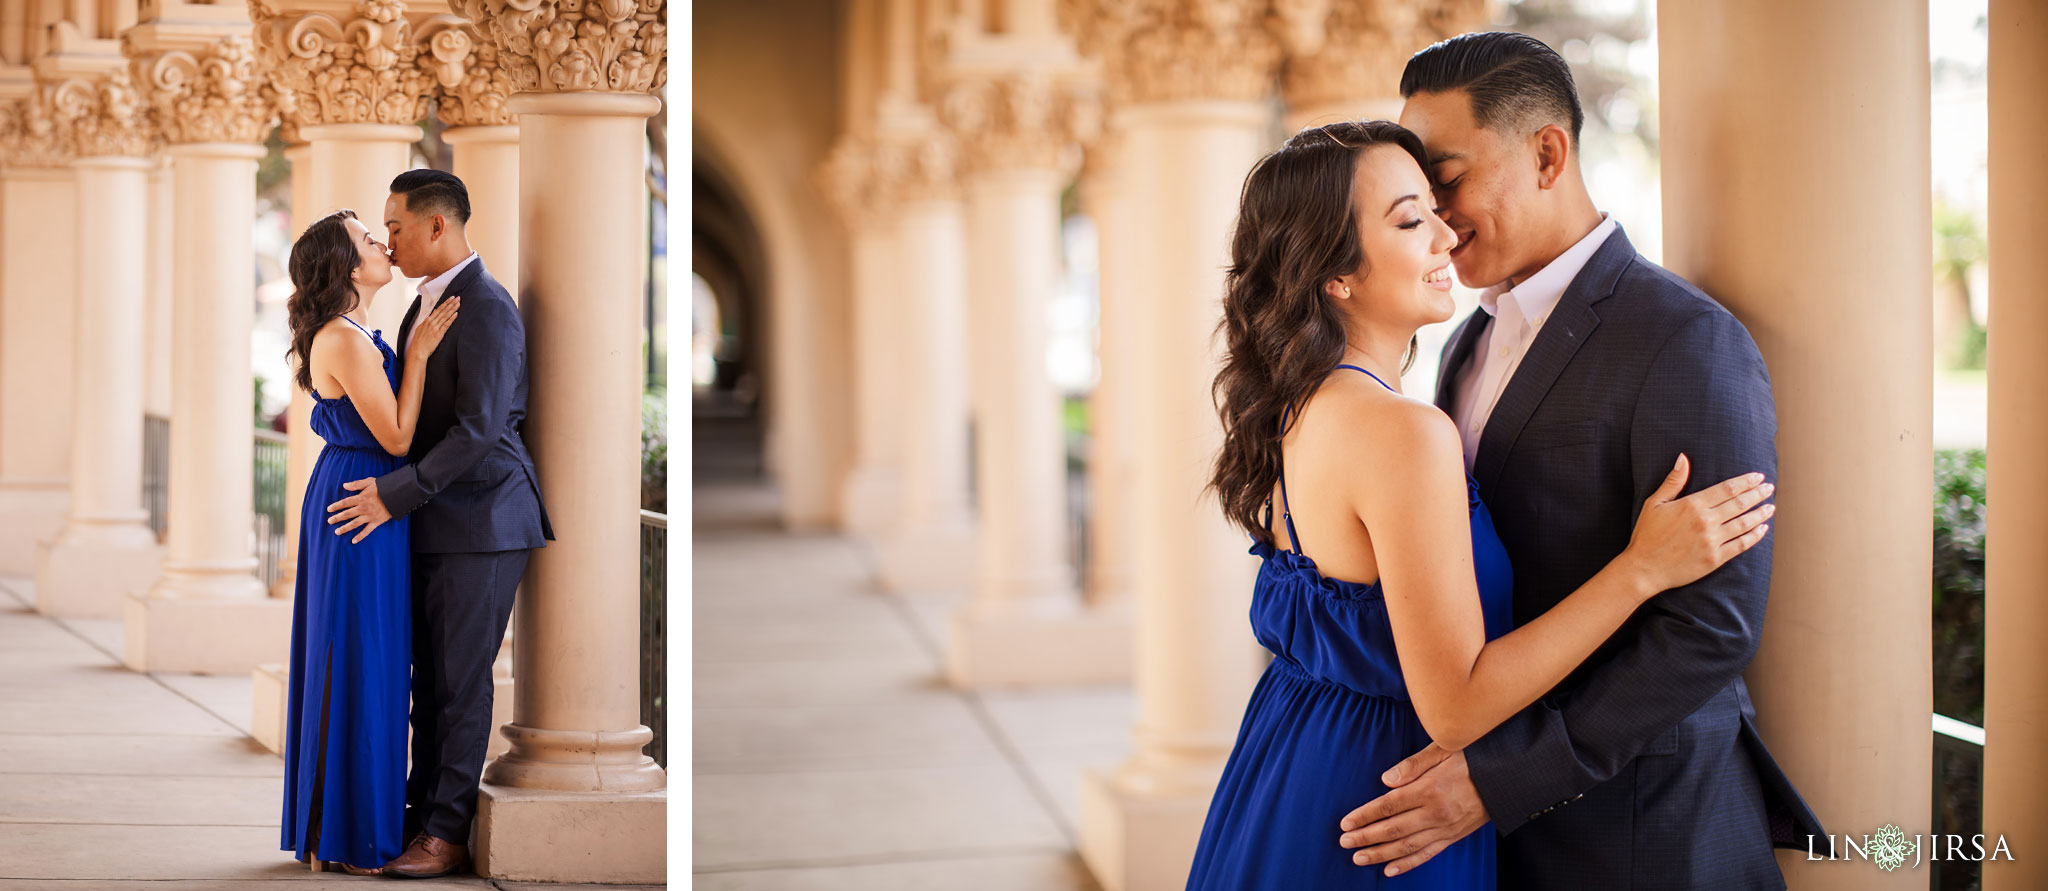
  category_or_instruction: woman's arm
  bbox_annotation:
[1349,397,1770,753]
[310,301,459,457]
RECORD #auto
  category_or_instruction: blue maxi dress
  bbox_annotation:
[1186,364,1516,889]
[280,316,412,870]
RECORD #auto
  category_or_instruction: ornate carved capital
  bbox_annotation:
[818,137,880,226]
[248,0,438,127]
[1072,0,1281,106]
[130,34,278,145]
[448,0,666,95]
[1,84,77,168]
[1279,0,1487,112]
[55,67,158,158]
[870,127,960,205]
[416,20,516,126]
[939,72,1099,175]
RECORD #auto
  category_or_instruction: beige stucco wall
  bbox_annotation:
[692,0,855,529]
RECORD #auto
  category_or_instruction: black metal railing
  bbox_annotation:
[1932,713,1984,891]
[253,428,289,588]
[143,415,169,540]
[640,509,667,768]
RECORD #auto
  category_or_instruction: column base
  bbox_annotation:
[946,596,1132,687]
[838,464,903,537]
[123,588,290,673]
[1079,766,1215,891]
[472,784,666,883]
[0,480,69,575]
[33,529,163,618]
[875,518,978,593]
[252,663,288,754]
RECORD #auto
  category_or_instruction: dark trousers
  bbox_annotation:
[402,548,529,845]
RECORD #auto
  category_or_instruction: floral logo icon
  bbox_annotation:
[1869,823,1915,871]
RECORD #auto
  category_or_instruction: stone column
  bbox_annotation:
[1659,1,1931,886]
[1985,0,2048,886]
[123,32,291,674]
[36,66,163,617]
[871,126,979,594]
[820,137,906,537]
[271,135,320,600]
[936,63,1128,687]
[1078,137,1135,613]
[1073,3,1278,888]
[144,154,172,420]
[0,83,78,575]
[452,0,666,879]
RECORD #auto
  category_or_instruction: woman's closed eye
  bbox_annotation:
[1397,218,1424,230]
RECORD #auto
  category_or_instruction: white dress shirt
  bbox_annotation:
[420,250,481,314]
[1453,213,1618,466]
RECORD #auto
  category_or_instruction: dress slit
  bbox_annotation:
[306,645,334,860]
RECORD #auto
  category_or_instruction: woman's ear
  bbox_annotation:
[1323,277,1354,302]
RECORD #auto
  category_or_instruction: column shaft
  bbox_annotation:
[1984,0,2048,885]
[1659,1,1931,884]
[144,160,173,418]
[0,167,77,573]
[1082,154,1136,609]
[277,142,319,599]
[125,143,289,673]
[875,193,978,591]
[35,156,161,616]
[444,125,521,301]
[838,217,905,535]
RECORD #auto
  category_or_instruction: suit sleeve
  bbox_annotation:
[1462,308,1778,836]
[375,296,524,518]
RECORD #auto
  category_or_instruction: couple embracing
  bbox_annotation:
[1187,32,1825,890]
[275,169,554,877]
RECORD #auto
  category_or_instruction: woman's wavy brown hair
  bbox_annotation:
[1208,120,1431,545]
[285,209,365,394]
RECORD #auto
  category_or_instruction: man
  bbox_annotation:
[325,168,554,878]
[1335,32,1823,888]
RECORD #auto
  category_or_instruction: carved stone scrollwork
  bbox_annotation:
[248,0,438,127]
[939,73,1099,175]
[417,19,516,126]
[448,0,666,95]
[130,34,279,145]
[1072,0,1281,106]
[1279,0,1488,112]
[0,84,77,168]
[56,67,158,158]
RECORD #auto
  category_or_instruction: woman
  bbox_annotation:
[278,209,459,875]
[1186,121,1775,888]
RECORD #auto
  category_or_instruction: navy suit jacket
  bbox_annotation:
[1438,227,1823,889]
[375,257,554,553]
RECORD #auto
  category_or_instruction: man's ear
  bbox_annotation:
[429,213,446,241]
[1532,123,1572,190]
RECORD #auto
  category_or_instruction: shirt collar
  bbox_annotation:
[421,250,481,304]
[1475,213,1617,325]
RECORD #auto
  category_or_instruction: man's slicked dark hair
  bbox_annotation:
[1400,31,1584,146]
[390,168,471,225]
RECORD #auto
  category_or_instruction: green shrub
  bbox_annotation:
[643,390,667,513]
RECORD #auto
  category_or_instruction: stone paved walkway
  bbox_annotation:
[0,577,661,890]
[691,482,1125,890]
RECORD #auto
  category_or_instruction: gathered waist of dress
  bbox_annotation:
[1265,652,1413,705]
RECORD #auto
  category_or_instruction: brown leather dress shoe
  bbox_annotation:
[383,833,469,879]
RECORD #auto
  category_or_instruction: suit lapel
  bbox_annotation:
[1435,308,1489,416]
[396,296,422,360]
[1470,227,1638,494]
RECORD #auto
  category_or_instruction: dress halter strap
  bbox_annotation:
[1265,363,1398,554]
[338,314,375,341]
